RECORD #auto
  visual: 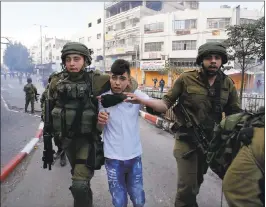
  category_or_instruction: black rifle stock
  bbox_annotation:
[42,97,55,170]
[179,104,209,159]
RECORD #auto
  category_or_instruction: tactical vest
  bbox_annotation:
[24,83,35,95]
[51,72,98,137]
[207,111,265,179]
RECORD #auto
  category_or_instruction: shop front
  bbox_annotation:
[139,60,170,88]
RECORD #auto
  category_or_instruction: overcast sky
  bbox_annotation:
[1,1,264,62]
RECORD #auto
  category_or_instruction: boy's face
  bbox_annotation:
[110,72,130,93]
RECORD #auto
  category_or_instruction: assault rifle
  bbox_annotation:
[177,103,209,159]
[35,93,40,102]
[42,95,55,170]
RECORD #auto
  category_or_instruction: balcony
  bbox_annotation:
[105,45,137,56]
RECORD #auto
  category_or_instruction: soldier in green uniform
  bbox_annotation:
[125,42,242,207]
[47,42,138,207]
[40,73,66,167]
[207,106,265,207]
[23,77,38,114]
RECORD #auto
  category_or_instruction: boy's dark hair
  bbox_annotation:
[111,59,131,76]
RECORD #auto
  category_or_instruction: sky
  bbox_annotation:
[1,1,264,62]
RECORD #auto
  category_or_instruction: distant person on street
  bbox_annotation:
[152,77,158,88]
[257,79,262,93]
[159,78,165,93]
[18,72,23,85]
[23,77,38,114]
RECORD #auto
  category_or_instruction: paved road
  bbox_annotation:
[1,118,228,207]
[1,75,44,112]
[0,98,40,169]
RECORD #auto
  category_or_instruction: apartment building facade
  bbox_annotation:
[139,6,263,88]
[103,1,192,81]
[71,10,105,71]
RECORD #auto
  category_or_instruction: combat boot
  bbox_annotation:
[60,151,67,167]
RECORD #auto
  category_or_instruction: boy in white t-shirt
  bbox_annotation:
[97,59,149,207]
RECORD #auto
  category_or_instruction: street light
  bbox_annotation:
[33,24,48,76]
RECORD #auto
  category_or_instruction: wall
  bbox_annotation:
[130,67,142,85]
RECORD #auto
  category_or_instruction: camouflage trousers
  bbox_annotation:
[223,127,265,207]
[60,136,94,181]
[173,135,208,207]
[25,96,34,113]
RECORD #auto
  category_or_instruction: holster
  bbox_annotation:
[86,135,105,171]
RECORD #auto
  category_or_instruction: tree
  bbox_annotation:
[3,42,33,73]
[224,17,265,106]
[164,60,185,86]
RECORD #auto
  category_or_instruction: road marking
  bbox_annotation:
[1,95,41,118]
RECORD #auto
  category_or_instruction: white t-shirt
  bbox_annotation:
[98,89,149,160]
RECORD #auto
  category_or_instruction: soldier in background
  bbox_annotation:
[23,77,38,114]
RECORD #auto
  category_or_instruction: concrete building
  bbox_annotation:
[139,5,264,88]
[30,37,70,75]
[29,37,53,65]
[71,10,105,71]
[42,37,71,72]
[103,1,194,77]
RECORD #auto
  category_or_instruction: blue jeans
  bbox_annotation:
[105,156,145,207]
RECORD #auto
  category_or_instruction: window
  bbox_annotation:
[172,40,197,50]
[88,36,91,42]
[240,18,256,25]
[120,1,130,12]
[146,1,162,11]
[173,19,197,30]
[107,25,113,32]
[132,18,140,26]
[88,22,92,28]
[144,22,164,33]
[97,33,101,39]
[97,18,101,24]
[206,39,225,43]
[56,56,59,60]
[144,42,164,52]
[115,21,126,30]
[207,18,231,29]
[131,1,142,8]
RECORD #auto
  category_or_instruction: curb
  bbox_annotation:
[0,122,44,182]
[139,110,175,133]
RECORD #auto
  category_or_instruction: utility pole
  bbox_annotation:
[236,5,240,25]
[34,24,47,76]
[103,2,106,72]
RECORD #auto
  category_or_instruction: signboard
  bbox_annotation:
[140,60,165,71]
[176,30,191,36]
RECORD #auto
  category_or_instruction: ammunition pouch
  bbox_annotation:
[51,107,96,136]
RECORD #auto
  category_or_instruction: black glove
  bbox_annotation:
[100,93,127,108]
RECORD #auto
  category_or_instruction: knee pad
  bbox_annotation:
[69,180,93,207]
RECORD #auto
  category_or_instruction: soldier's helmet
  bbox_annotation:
[196,42,228,65]
[27,77,32,83]
[61,42,92,66]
